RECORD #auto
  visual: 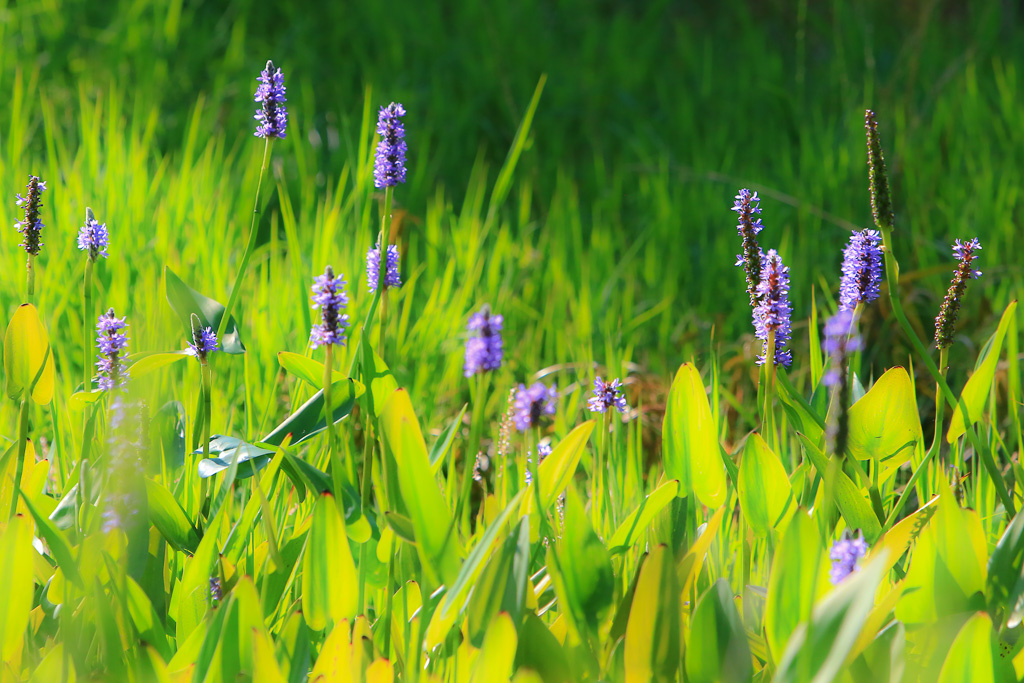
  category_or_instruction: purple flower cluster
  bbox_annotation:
[14,175,46,256]
[78,217,110,262]
[587,376,628,414]
[254,60,288,139]
[373,103,407,188]
[366,243,402,292]
[96,308,129,391]
[310,266,349,349]
[732,189,765,307]
[187,325,219,362]
[838,229,883,311]
[514,382,557,432]
[934,238,982,349]
[829,532,868,584]
[464,306,503,376]
[752,249,793,367]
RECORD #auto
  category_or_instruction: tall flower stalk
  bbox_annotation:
[79,209,109,391]
[310,267,350,500]
[218,60,287,344]
[14,174,47,300]
[587,376,629,533]
[732,189,765,308]
[372,102,407,360]
[864,110,1013,519]
[187,319,219,494]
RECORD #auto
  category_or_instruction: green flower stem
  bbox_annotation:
[763,331,778,448]
[26,255,35,302]
[323,344,344,505]
[218,137,272,342]
[457,373,488,531]
[376,187,393,355]
[83,259,94,392]
[9,399,29,520]
[201,361,212,463]
[877,225,1015,515]
[926,348,950,467]
[591,415,606,532]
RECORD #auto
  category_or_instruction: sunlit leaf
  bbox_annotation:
[164,266,245,354]
[624,545,680,683]
[663,363,726,507]
[4,303,55,404]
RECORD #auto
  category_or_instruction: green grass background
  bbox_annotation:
[2,0,1022,449]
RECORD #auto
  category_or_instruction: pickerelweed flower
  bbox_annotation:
[587,376,629,414]
[934,238,982,349]
[187,325,219,363]
[464,305,504,377]
[838,229,883,311]
[822,310,862,387]
[14,175,47,256]
[865,110,894,231]
[732,189,765,307]
[254,60,288,139]
[96,308,129,391]
[514,382,558,432]
[366,243,402,292]
[78,217,110,262]
[373,103,407,188]
[752,249,793,368]
[829,532,868,584]
[310,266,349,349]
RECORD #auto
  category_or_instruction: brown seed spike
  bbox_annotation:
[864,110,895,231]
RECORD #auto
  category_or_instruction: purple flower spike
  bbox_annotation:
[514,382,558,432]
[96,308,129,391]
[374,103,407,188]
[587,376,629,414]
[310,266,349,349]
[254,60,287,139]
[464,306,504,377]
[838,229,883,311]
[752,249,793,368]
[366,243,402,292]
[934,238,982,349]
[14,175,46,256]
[187,325,219,362]
[78,217,110,262]
[732,189,765,307]
[830,532,868,584]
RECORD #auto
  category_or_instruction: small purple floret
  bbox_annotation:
[373,103,407,188]
[366,243,402,292]
[587,376,628,414]
[14,175,46,256]
[310,266,349,349]
[254,60,287,139]
[187,326,219,362]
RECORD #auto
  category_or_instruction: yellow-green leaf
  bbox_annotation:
[4,304,55,404]
[948,301,1017,442]
[663,363,726,507]
[469,612,518,683]
[0,515,35,661]
[608,479,679,551]
[937,612,996,683]
[764,510,826,660]
[847,367,922,473]
[302,493,358,631]
[738,433,793,537]
[380,389,461,586]
[624,545,680,683]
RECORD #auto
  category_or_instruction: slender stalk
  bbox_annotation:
[877,225,1015,514]
[763,331,777,446]
[218,138,272,342]
[324,345,343,500]
[9,399,29,520]
[26,255,35,301]
[926,348,950,465]
[83,260,94,391]
[376,186,394,356]
[201,363,212,464]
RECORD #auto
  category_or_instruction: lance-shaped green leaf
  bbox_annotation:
[0,516,35,662]
[663,363,726,507]
[260,378,364,447]
[624,545,680,683]
[301,493,358,631]
[127,350,191,378]
[764,510,827,660]
[936,612,1001,683]
[380,388,461,586]
[988,505,1024,627]
[145,479,201,553]
[685,579,751,683]
[466,518,530,647]
[165,266,245,354]
[521,420,595,514]
[948,301,1017,442]
[4,303,55,404]
[738,433,793,537]
[194,434,274,479]
[798,433,882,542]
